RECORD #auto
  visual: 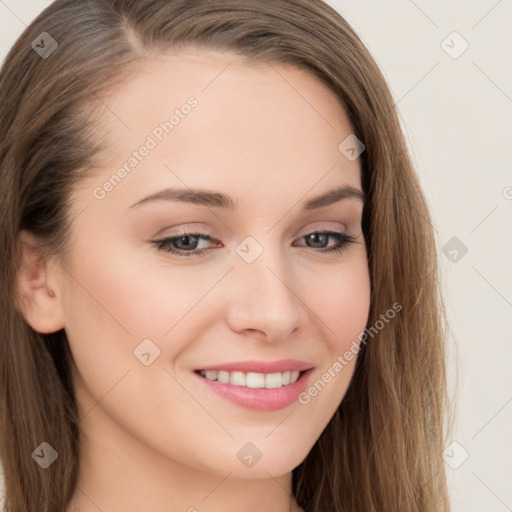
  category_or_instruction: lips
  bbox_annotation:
[192,359,315,412]
[195,359,314,374]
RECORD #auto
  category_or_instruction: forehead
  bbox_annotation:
[81,50,362,211]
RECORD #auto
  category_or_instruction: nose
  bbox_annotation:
[225,243,308,342]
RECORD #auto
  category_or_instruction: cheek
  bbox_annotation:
[63,237,216,341]
[308,252,371,351]
[295,255,370,412]
[321,272,370,341]
[59,247,221,459]
[59,241,232,421]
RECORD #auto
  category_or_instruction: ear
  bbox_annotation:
[16,230,65,334]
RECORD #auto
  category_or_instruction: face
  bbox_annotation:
[52,49,371,479]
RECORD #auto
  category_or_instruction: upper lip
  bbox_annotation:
[196,359,314,374]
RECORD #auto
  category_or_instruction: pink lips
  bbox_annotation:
[193,359,314,412]
[196,359,313,374]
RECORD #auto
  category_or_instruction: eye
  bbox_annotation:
[151,229,357,257]
[151,232,216,257]
[294,230,357,254]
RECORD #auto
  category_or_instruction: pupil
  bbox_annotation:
[177,235,198,249]
[308,233,327,248]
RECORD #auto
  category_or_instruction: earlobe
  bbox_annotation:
[16,231,65,334]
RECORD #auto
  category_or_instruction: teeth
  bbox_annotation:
[218,370,230,384]
[264,372,283,389]
[246,372,265,388]
[230,371,246,386]
[198,369,302,388]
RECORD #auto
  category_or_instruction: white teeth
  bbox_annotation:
[198,369,304,388]
[265,372,283,388]
[246,372,265,388]
[230,371,246,386]
[217,370,230,384]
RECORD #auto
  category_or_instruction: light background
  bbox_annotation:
[0,1,511,511]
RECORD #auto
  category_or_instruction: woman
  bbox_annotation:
[0,1,451,511]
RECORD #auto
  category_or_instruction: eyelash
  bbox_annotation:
[151,229,357,257]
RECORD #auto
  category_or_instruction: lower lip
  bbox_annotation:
[193,369,314,412]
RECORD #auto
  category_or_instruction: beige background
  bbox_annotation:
[1,1,511,510]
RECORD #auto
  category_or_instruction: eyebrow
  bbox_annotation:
[128,185,366,211]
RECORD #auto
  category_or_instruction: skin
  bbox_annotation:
[18,50,371,512]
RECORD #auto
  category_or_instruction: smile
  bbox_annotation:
[196,369,302,388]
[193,367,314,412]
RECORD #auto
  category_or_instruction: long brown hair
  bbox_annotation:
[0,1,451,511]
